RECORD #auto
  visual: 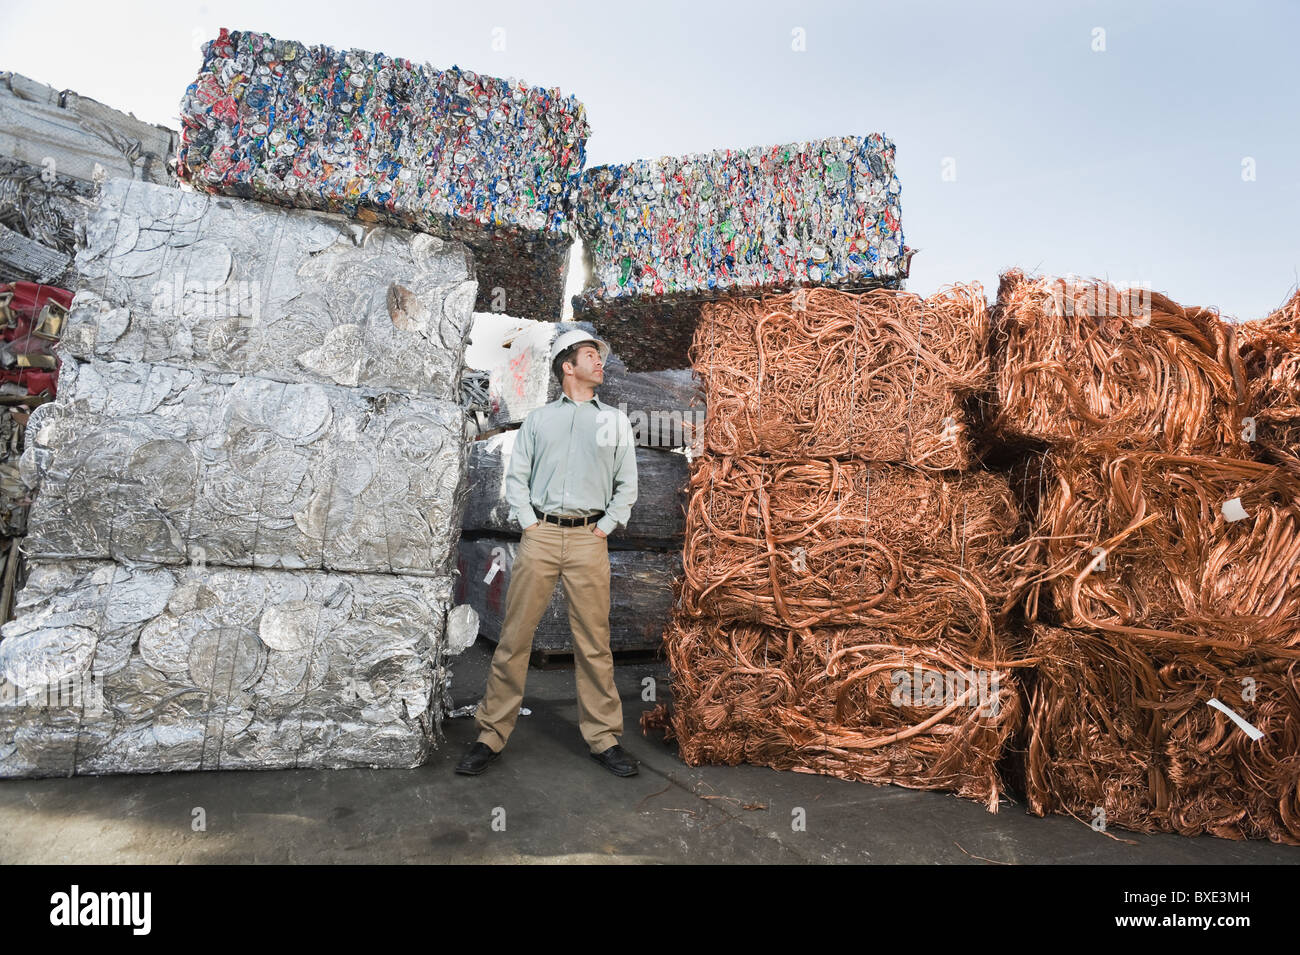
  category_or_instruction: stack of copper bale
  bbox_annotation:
[656,284,1028,810]
[993,271,1300,843]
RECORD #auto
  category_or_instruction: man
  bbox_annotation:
[456,330,640,777]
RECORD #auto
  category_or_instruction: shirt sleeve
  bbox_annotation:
[505,416,539,532]
[596,412,638,536]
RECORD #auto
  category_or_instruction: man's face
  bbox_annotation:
[566,344,605,386]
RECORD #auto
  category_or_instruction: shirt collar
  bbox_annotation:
[559,392,604,409]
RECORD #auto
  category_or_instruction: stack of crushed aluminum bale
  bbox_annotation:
[456,316,695,660]
[0,177,477,777]
[178,28,589,322]
[572,134,909,370]
[0,71,177,287]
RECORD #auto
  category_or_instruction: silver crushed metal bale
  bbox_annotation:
[66,178,477,401]
[22,357,467,576]
[0,558,453,777]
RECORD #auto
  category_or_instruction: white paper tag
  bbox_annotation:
[1207,698,1264,741]
[1221,497,1249,522]
[483,556,504,584]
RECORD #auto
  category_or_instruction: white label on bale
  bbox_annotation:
[1207,698,1264,741]
[484,546,510,584]
[1221,497,1249,522]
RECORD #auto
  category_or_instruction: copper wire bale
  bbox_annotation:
[690,284,990,469]
[1240,289,1300,474]
[1025,623,1300,844]
[992,270,1250,455]
[681,455,1025,647]
[1007,448,1300,655]
[653,613,1024,810]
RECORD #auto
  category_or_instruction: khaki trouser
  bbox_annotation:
[475,520,623,754]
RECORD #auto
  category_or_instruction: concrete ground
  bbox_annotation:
[0,640,1296,864]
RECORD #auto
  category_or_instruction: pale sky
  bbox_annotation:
[3,0,1297,320]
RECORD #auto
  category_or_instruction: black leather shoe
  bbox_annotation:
[455,742,499,775]
[590,744,639,777]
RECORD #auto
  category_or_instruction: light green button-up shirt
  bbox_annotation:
[506,392,639,537]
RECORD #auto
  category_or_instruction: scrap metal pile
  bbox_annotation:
[995,271,1300,844]
[692,285,987,468]
[179,28,588,320]
[573,135,910,370]
[0,71,178,287]
[0,176,476,778]
[653,283,1027,810]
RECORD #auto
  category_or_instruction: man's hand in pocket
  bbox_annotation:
[592,526,607,538]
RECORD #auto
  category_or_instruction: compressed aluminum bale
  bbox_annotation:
[573,134,909,370]
[465,431,687,546]
[455,538,679,654]
[0,558,454,777]
[485,318,702,445]
[1,71,177,287]
[22,357,467,576]
[0,71,176,187]
[179,28,589,322]
[66,178,477,401]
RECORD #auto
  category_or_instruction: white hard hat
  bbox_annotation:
[551,329,610,363]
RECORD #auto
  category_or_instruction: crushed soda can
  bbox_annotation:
[572,135,909,370]
[178,28,589,322]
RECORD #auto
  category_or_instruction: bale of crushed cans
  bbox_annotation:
[66,179,477,401]
[649,612,1022,810]
[991,270,1250,455]
[179,28,589,321]
[692,285,988,469]
[0,558,454,776]
[573,135,909,370]
[22,357,467,575]
[1025,623,1300,844]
